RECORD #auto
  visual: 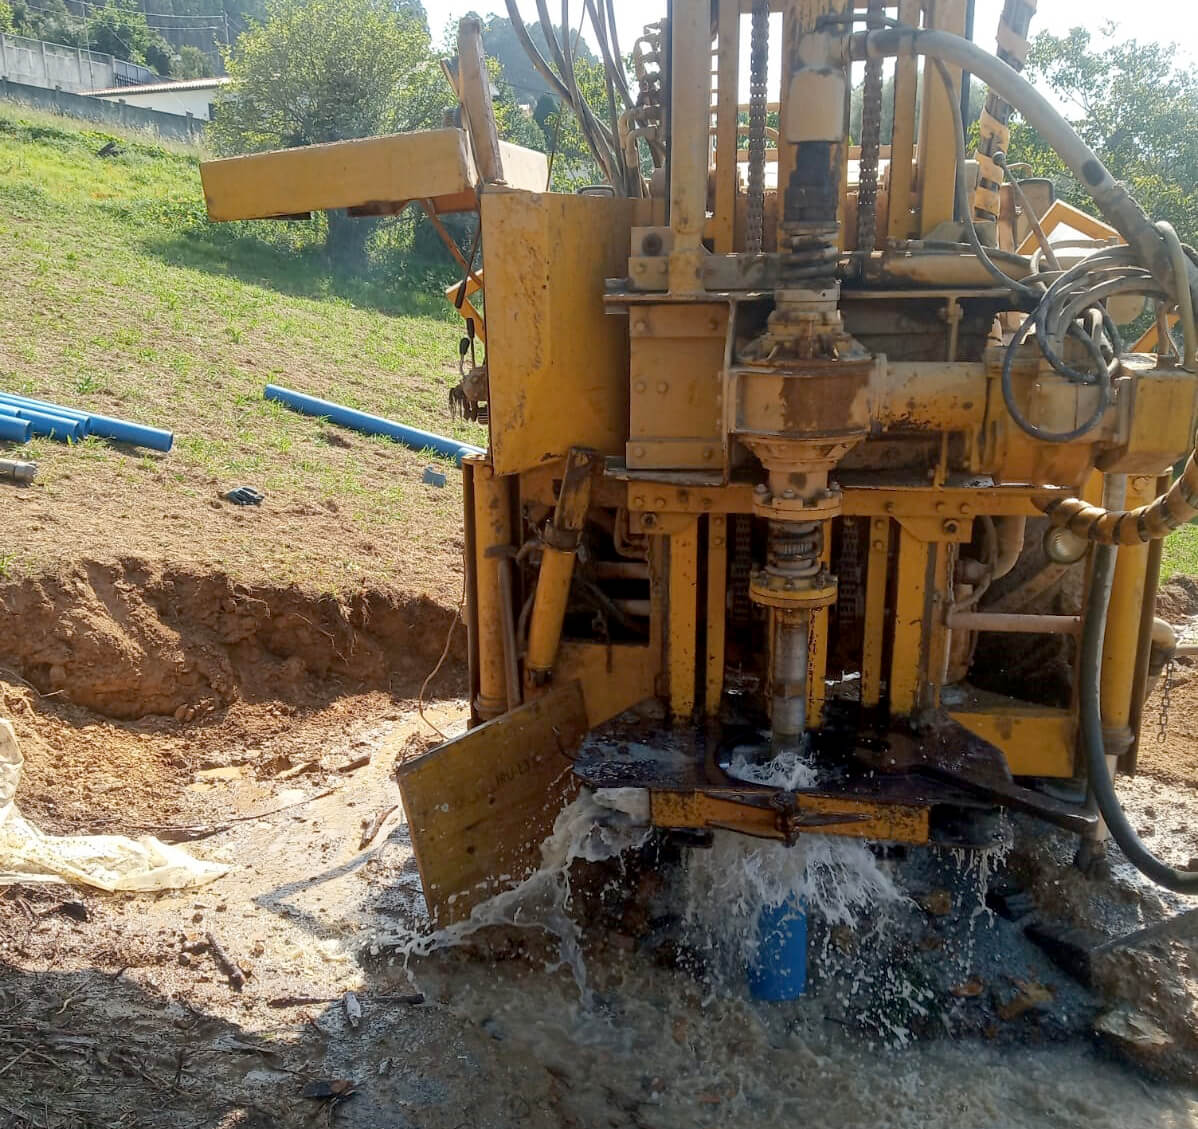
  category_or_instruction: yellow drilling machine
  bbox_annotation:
[201,0,1198,924]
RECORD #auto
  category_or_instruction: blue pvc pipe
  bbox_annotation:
[0,392,173,452]
[264,384,484,466]
[12,406,84,441]
[0,414,32,442]
[747,899,808,1001]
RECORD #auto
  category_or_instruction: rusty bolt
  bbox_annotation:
[634,380,646,393]
[634,319,649,333]
[754,483,769,495]
[633,446,646,458]
[655,496,667,508]
[959,503,971,514]
[713,535,724,547]
[884,502,895,513]
[943,520,959,535]
[656,382,668,394]
[872,539,885,551]
[702,448,714,460]
[935,502,946,513]
[633,495,646,508]
[782,488,797,500]
[642,513,657,528]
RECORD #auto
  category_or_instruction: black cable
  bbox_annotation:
[1081,544,1198,892]
[1001,312,1112,443]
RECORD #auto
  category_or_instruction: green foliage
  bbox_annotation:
[10,0,81,46]
[1012,25,1198,247]
[175,45,213,79]
[86,0,155,64]
[212,0,448,154]
[0,1,13,33]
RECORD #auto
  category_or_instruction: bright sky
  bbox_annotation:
[422,0,1198,77]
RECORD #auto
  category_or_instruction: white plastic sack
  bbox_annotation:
[0,718,228,891]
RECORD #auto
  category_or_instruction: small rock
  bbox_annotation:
[378,1058,393,1077]
[1095,1007,1173,1049]
[918,889,952,916]
[951,978,985,998]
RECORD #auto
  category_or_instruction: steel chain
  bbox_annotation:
[1157,656,1175,745]
[746,0,769,255]
[855,0,886,256]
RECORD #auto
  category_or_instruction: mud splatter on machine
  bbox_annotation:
[201,1,1198,921]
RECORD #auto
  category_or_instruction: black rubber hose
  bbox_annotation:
[1081,543,1198,892]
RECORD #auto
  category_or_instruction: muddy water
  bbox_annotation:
[359,790,1198,1129]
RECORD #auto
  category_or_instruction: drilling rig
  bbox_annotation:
[201,1,1198,922]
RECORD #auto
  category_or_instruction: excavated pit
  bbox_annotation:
[0,559,465,721]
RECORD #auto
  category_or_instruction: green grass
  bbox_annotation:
[1161,524,1198,582]
[0,103,485,594]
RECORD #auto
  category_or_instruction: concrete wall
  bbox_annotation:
[0,79,205,143]
[0,33,153,94]
[96,86,219,122]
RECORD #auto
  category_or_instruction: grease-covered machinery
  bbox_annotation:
[201,1,1198,921]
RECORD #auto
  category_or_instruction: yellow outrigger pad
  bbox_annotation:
[396,682,588,925]
[200,128,548,222]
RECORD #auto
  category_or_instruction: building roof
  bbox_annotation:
[83,77,231,98]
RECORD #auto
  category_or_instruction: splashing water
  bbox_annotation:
[724,744,817,790]
[383,788,651,1000]
[686,831,905,974]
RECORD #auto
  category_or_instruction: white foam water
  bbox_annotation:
[685,831,904,975]
[383,788,652,999]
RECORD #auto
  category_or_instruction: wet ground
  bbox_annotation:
[2,694,1197,1129]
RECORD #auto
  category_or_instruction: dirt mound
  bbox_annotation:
[0,559,464,721]
[1155,575,1198,624]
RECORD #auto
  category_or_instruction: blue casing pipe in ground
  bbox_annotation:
[264,384,484,466]
[747,899,808,1001]
[0,392,173,452]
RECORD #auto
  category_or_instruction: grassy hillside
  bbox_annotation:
[0,105,484,597]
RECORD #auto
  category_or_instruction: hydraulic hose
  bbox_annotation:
[1082,543,1198,893]
[850,27,1198,312]
[851,24,1198,544]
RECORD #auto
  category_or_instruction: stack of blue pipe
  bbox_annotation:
[0,392,173,452]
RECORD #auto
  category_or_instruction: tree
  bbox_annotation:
[0,1,13,34]
[86,0,154,63]
[1011,25,1198,246]
[211,0,450,270]
[175,45,213,79]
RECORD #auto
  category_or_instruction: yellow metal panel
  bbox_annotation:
[496,140,549,191]
[949,702,1076,779]
[706,515,728,715]
[890,525,930,715]
[669,520,700,719]
[888,0,921,239]
[917,0,966,235]
[467,456,512,720]
[555,641,658,728]
[483,190,638,475]
[650,790,929,845]
[396,681,587,925]
[628,303,729,470]
[201,129,478,221]
[713,0,741,254]
[861,516,891,708]
[1101,476,1154,734]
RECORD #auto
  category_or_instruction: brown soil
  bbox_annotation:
[0,557,466,834]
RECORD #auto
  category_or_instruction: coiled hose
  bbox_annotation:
[1082,544,1198,892]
